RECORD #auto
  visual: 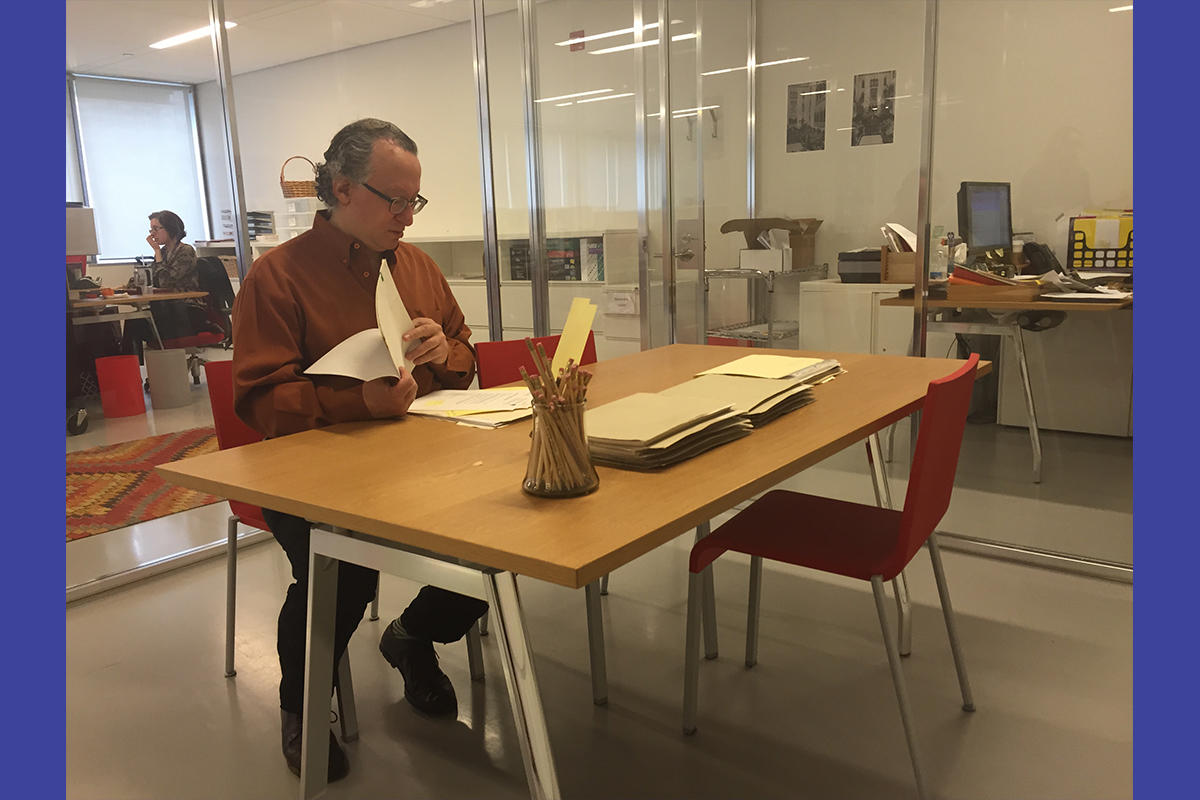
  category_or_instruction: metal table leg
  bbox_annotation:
[584,580,608,705]
[1010,321,1043,483]
[695,521,718,660]
[299,550,338,800]
[301,529,561,800]
[484,571,562,800]
[867,433,912,657]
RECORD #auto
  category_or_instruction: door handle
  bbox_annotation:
[673,248,695,262]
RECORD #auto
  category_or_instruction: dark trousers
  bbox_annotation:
[263,508,489,713]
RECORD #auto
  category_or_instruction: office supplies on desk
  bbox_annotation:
[305,260,415,380]
[552,297,599,374]
[519,341,597,497]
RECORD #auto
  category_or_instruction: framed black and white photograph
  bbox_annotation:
[786,80,828,153]
[851,69,896,146]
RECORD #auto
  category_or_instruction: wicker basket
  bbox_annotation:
[279,156,317,199]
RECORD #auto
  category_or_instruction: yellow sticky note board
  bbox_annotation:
[551,296,597,374]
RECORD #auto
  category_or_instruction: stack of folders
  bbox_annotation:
[585,393,753,470]
[695,354,843,384]
[658,374,815,427]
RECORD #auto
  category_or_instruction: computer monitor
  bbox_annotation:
[957,181,1013,260]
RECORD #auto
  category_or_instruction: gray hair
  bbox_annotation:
[314,118,418,207]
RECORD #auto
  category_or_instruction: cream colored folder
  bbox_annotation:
[585,393,733,445]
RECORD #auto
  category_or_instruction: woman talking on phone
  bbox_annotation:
[122,210,210,361]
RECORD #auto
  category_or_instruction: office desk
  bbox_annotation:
[157,344,986,800]
[69,290,209,349]
[880,296,1131,482]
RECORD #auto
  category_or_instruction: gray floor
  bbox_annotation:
[65,348,1133,799]
[66,529,1131,799]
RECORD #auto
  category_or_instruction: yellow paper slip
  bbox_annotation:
[696,354,827,380]
[551,296,598,374]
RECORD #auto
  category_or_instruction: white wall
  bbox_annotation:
[194,0,1130,274]
[933,0,1132,263]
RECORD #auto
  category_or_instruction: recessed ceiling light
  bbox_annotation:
[575,92,635,104]
[535,89,614,103]
[1108,4,1132,11]
[590,32,696,56]
[700,56,808,76]
[149,21,236,50]
[553,20,682,47]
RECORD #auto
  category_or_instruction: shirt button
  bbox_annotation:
[353,243,360,249]
[363,272,370,278]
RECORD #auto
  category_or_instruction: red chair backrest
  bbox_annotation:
[203,359,268,527]
[886,353,980,577]
[475,331,598,389]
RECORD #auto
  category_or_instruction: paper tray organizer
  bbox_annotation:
[1067,214,1132,272]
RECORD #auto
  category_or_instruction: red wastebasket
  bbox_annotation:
[95,355,145,418]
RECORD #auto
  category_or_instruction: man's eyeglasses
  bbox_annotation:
[361,182,428,215]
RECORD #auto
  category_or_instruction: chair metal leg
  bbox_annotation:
[745,555,763,668]
[466,623,486,682]
[1010,321,1043,483]
[682,571,704,735]
[867,434,912,656]
[695,522,718,660]
[600,573,610,596]
[870,576,929,800]
[369,583,379,621]
[584,580,609,705]
[335,652,359,743]
[225,515,238,678]
[928,535,976,712]
[479,611,489,637]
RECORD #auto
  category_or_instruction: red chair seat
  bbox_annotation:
[691,489,904,582]
[164,330,225,349]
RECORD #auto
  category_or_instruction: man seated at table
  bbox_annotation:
[231,118,489,781]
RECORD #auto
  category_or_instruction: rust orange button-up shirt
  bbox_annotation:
[232,211,476,438]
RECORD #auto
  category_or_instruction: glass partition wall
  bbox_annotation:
[67,0,1132,576]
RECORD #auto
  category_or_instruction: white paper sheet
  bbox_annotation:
[305,328,399,381]
[376,261,416,375]
[409,388,533,415]
[304,260,417,381]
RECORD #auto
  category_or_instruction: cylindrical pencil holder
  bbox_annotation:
[523,400,599,498]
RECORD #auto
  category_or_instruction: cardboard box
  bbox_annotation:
[739,248,791,271]
[880,247,916,283]
[721,217,822,270]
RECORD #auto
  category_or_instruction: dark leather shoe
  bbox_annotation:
[281,710,350,782]
[379,627,458,717]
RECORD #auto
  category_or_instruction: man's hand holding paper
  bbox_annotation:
[403,317,450,366]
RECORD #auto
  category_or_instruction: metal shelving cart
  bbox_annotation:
[704,264,826,348]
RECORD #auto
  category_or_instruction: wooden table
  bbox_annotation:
[881,295,1131,482]
[158,344,985,800]
[70,290,209,349]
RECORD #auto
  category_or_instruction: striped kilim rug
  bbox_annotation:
[66,427,222,541]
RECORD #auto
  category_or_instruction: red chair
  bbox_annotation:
[164,327,225,385]
[681,354,981,800]
[475,331,598,389]
[204,359,363,741]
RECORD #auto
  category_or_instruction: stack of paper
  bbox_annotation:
[659,374,815,427]
[585,393,752,470]
[407,388,533,428]
[697,354,842,384]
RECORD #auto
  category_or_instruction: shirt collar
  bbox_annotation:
[310,210,397,276]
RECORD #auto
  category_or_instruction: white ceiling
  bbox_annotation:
[67,0,517,84]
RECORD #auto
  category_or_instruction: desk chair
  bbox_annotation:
[681,354,980,800]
